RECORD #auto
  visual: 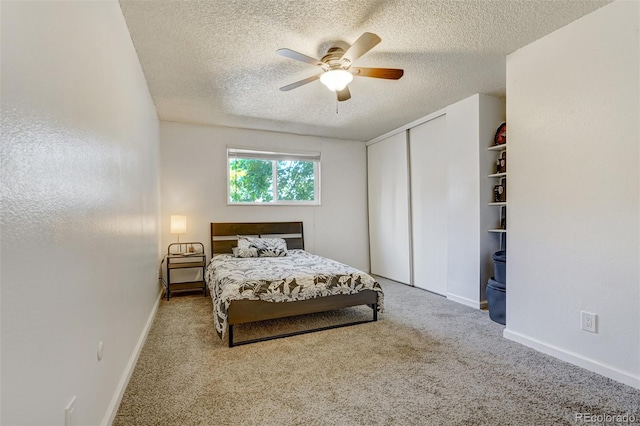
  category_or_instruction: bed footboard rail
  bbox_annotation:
[227,290,378,347]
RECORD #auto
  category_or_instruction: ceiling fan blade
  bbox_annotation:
[276,48,324,67]
[279,74,321,91]
[351,67,404,80]
[337,87,351,102]
[341,32,381,64]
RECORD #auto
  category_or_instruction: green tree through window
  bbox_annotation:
[229,158,273,202]
[277,160,315,201]
[228,148,320,204]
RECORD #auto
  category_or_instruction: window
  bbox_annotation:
[227,148,320,205]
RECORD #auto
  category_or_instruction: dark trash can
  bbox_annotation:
[487,278,506,325]
[493,250,506,284]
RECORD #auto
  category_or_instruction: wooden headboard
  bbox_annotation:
[210,222,304,257]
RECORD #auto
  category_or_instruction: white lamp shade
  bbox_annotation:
[320,69,353,92]
[170,215,187,234]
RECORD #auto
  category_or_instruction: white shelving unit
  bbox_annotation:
[488,144,507,238]
[488,172,507,179]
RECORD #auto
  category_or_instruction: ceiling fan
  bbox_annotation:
[277,32,404,102]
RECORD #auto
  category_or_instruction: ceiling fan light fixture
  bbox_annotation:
[320,69,353,92]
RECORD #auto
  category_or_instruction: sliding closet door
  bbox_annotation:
[409,116,448,295]
[367,132,411,284]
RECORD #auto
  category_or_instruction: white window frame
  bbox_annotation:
[227,147,321,205]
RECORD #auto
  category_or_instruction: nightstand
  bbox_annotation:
[164,242,206,301]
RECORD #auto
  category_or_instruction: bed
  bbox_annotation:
[205,222,384,347]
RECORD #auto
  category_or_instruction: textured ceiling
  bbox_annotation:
[119,0,610,141]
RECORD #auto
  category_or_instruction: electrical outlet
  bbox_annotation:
[65,396,76,426]
[581,311,597,333]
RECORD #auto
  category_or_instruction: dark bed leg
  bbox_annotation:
[373,303,378,321]
[228,324,234,348]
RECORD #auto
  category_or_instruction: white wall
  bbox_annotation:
[504,0,639,388]
[1,2,161,424]
[445,96,482,304]
[160,121,370,272]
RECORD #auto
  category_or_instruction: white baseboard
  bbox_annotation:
[504,328,640,390]
[102,290,162,425]
[447,292,483,309]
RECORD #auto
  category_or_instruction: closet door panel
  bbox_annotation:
[367,132,411,284]
[409,116,448,294]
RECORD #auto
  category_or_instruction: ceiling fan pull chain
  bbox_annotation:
[336,99,339,114]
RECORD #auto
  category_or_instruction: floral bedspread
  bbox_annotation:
[205,249,384,338]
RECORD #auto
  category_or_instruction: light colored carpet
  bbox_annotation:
[114,278,639,425]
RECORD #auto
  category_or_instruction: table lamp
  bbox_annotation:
[170,215,187,243]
